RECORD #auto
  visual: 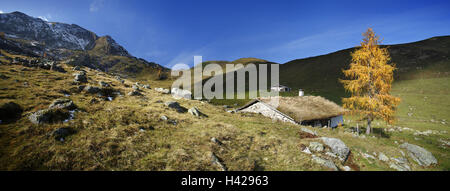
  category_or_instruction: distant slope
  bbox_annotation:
[280,36,450,104]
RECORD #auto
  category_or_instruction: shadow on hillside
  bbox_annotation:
[369,127,391,139]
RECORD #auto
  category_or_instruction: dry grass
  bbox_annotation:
[0,50,448,171]
[259,96,345,121]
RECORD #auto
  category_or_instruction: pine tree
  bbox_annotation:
[341,28,401,134]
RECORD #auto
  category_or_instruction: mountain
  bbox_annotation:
[0,11,129,56]
[280,36,450,103]
[0,11,168,79]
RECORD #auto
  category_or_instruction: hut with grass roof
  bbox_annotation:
[236,96,345,128]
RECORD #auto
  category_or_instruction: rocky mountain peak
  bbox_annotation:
[0,11,130,57]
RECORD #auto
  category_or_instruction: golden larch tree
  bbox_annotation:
[341,28,401,134]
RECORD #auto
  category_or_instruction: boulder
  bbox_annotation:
[0,102,23,123]
[28,109,71,124]
[128,90,142,96]
[312,155,338,171]
[188,107,203,117]
[165,101,186,113]
[320,137,350,162]
[400,143,437,166]
[142,84,150,89]
[73,72,87,83]
[155,88,170,94]
[48,99,77,110]
[301,127,317,136]
[84,86,101,94]
[378,152,389,162]
[98,81,110,88]
[171,88,192,99]
[309,142,324,152]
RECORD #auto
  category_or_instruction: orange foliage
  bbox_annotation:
[340,28,401,132]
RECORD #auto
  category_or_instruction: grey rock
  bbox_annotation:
[302,147,312,154]
[132,84,140,90]
[84,86,101,94]
[128,90,142,96]
[155,88,170,94]
[73,72,87,83]
[320,137,350,162]
[188,107,203,117]
[378,152,389,162]
[211,152,227,171]
[171,88,192,99]
[301,127,317,136]
[160,115,168,121]
[400,143,437,166]
[98,81,110,88]
[342,166,352,171]
[48,98,76,110]
[389,161,411,171]
[142,84,150,89]
[312,155,338,171]
[309,142,324,152]
[165,101,186,113]
[28,109,70,124]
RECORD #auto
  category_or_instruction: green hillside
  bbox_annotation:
[280,36,450,104]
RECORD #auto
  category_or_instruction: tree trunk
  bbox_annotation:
[366,118,372,134]
[356,124,360,134]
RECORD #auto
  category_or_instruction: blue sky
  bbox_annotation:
[1,0,450,68]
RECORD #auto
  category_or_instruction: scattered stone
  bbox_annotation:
[0,102,23,123]
[155,88,170,94]
[400,143,437,166]
[342,166,352,171]
[28,109,70,124]
[302,147,312,154]
[73,71,87,83]
[439,139,450,147]
[72,66,81,71]
[165,101,186,113]
[312,155,338,171]
[309,142,324,152]
[171,88,192,99]
[48,99,77,110]
[132,84,140,91]
[160,115,168,121]
[320,137,350,162]
[211,152,227,171]
[378,152,389,162]
[301,127,317,136]
[142,84,150,89]
[188,107,204,117]
[362,153,376,160]
[84,86,101,94]
[389,162,411,171]
[98,81,110,88]
[128,90,142,96]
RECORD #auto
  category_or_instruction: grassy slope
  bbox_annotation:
[0,50,449,171]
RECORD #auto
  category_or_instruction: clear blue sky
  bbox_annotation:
[1,0,450,68]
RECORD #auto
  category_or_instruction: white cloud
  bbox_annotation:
[0,10,4,14]
[38,16,49,22]
[90,0,105,12]
[38,14,52,22]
